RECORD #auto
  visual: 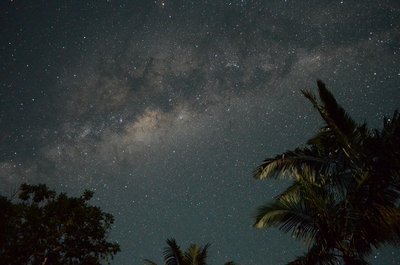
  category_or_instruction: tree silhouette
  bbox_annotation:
[144,238,238,265]
[253,80,400,265]
[0,183,120,265]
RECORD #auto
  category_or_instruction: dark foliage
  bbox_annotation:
[253,80,400,265]
[144,238,235,265]
[0,184,120,265]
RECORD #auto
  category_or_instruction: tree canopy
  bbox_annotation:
[253,80,400,265]
[0,183,120,265]
[144,238,238,265]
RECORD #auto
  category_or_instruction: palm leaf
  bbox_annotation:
[143,259,158,265]
[302,81,366,167]
[302,81,358,137]
[164,238,184,265]
[277,167,321,200]
[254,80,400,263]
[342,256,370,265]
[253,147,331,180]
[287,245,339,265]
[255,165,340,246]
[354,204,400,250]
[183,243,210,265]
[253,194,318,243]
[316,80,358,137]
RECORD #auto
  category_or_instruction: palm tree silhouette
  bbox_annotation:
[144,238,237,265]
[253,80,400,264]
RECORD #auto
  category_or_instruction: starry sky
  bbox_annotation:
[1,1,399,264]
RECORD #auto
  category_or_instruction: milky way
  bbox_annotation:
[1,1,399,264]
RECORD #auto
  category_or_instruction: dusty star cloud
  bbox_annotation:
[1,1,400,264]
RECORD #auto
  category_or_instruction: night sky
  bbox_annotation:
[1,1,399,264]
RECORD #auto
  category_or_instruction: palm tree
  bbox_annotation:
[253,80,400,264]
[144,238,238,265]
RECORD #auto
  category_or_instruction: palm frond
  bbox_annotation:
[275,181,302,201]
[302,81,366,167]
[355,204,400,250]
[277,166,322,200]
[199,243,210,265]
[253,194,318,243]
[254,81,400,263]
[143,259,158,265]
[316,80,358,137]
[307,126,335,147]
[254,165,341,246]
[183,243,210,265]
[342,256,370,265]
[287,244,339,265]
[224,262,239,265]
[253,147,330,180]
[304,80,359,138]
[164,238,184,265]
